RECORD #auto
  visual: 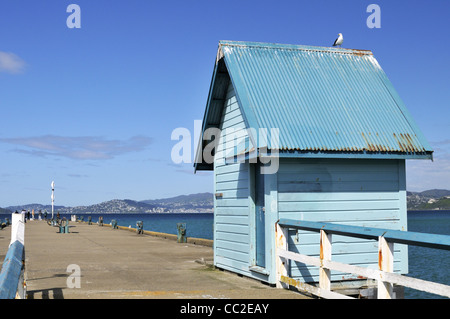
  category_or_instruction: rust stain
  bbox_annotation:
[378,248,383,270]
[359,131,424,153]
[277,130,427,154]
[404,133,415,152]
[352,49,372,57]
[393,133,402,151]
[281,275,299,287]
[319,235,324,261]
[275,224,285,248]
[400,134,409,152]
[392,132,421,153]
[361,132,378,152]
[276,233,283,247]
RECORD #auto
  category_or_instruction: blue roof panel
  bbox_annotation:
[218,41,433,157]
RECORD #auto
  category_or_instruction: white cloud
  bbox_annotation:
[0,135,153,160]
[406,139,450,191]
[0,51,26,74]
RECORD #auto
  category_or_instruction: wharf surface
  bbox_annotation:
[0,219,309,299]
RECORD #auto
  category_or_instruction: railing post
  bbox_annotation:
[275,222,289,288]
[10,213,25,246]
[319,229,332,292]
[378,236,394,299]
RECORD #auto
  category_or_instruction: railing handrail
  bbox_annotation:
[278,218,450,250]
[0,241,25,299]
[0,214,26,299]
[275,218,450,299]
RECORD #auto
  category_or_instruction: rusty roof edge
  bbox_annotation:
[223,147,433,161]
[219,40,373,56]
[272,149,433,160]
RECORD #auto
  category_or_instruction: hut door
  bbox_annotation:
[255,163,266,268]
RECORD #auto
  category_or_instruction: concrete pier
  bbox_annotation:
[1,219,309,299]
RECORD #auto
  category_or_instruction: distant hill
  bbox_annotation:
[140,192,213,210]
[3,189,449,214]
[63,199,158,214]
[409,189,450,198]
[4,192,214,214]
[5,203,65,214]
[407,189,450,210]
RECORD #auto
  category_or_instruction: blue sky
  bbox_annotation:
[0,0,449,207]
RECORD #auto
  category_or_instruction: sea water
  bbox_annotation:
[1,210,448,299]
[405,210,450,299]
[4,212,215,240]
[83,212,214,240]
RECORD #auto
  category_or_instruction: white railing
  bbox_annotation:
[0,214,26,299]
[275,218,450,299]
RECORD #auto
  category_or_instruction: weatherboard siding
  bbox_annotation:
[213,83,253,276]
[277,158,408,283]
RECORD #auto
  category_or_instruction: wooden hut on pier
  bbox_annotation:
[194,41,433,291]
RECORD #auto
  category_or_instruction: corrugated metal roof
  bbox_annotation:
[195,40,433,168]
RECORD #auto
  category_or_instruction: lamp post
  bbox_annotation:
[51,181,55,219]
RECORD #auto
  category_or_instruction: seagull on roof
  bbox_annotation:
[333,33,343,47]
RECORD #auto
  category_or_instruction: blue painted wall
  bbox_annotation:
[213,82,254,277]
[276,158,408,283]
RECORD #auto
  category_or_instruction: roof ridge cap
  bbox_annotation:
[219,40,373,56]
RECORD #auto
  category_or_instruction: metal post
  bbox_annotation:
[176,223,187,243]
[51,181,55,220]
